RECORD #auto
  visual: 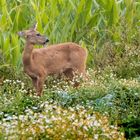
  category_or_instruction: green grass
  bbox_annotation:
[0,0,140,67]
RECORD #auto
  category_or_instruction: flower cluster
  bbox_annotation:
[2,79,33,95]
[0,102,125,139]
[119,78,140,88]
[2,79,27,94]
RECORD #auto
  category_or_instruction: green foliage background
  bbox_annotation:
[0,0,140,69]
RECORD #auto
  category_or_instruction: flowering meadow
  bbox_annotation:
[0,69,140,139]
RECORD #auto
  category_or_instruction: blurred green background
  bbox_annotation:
[0,0,140,75]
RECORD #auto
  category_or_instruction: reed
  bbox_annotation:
[0,0,139,68]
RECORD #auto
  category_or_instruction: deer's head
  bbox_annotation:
[18,23,49,45]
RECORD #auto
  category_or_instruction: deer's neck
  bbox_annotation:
[23,42,34,66]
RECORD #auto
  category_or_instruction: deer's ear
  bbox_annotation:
[32,23,38,30]
[18,31,25,37]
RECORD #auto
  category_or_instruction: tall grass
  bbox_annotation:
[0,0,140,68]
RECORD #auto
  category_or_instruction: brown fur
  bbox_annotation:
[18,24,87,96]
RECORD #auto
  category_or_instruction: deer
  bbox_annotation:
[18,24,87,96]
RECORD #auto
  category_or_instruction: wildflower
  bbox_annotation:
[93,120,101,127]
[19,115,25,121]
[94,134,99,139]
[5,116,13,121]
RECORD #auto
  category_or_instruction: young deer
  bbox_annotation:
[18,24,87,96]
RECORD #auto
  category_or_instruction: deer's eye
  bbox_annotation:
[36,33,40,36]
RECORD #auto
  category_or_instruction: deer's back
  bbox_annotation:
[32,42,87,74]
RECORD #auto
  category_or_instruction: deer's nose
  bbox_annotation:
[45,38,49,43]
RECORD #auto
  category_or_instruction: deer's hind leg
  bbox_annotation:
[63,68,80,87]
[63,68,74,80]
[31,77,38,92]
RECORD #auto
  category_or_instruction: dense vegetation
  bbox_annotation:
[0,0,140,139]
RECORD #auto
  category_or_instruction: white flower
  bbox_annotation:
[83,126,88,131]
[5,116,13,121]
[32,106,38,110]
[19,115,25,121]
[94,134,99,139]
[93,120,100,127]
[45,119,51,123]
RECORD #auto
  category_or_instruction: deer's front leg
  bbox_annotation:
[36,77,45,96]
